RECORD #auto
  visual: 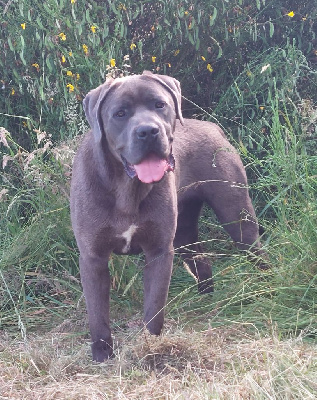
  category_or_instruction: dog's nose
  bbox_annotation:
[135,125,159,140]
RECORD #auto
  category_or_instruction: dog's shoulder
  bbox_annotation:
[174,119,229,149]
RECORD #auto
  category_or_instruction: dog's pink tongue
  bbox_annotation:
[134,154,168,183]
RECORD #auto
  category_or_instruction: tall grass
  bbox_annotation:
[0,129,81,334]
[167,77,317,336]
[1,75,316,340]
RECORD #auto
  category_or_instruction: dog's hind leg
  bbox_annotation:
[174,198,214,293]
[202,180,266,266]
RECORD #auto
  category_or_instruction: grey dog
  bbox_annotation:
[70,71,266,362]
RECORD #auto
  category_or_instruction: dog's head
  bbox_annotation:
[83,71,183,184]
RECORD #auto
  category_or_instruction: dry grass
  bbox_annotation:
[1,316,316,400]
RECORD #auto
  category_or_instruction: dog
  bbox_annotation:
[70,71,266,362]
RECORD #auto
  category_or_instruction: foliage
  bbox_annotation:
[1,0,317,144]
[0,0,316,364]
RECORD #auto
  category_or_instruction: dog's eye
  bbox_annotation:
[155,101,166,109]
[114,110,126,117]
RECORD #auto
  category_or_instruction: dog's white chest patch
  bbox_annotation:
[118,224,138,253]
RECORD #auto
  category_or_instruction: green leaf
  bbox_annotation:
[110,2,120,15]
[13,68,20,81]
[65,17,72,29]
[195,37,200,51]
[86,9,91,24]
[39,85,45,101]
[269,21,274,38]
[36,16,44,29]
[120,23,126,38]
[71,6,77,21]
[77,22,83,36]
[20,35,25,50]
[8,37,15,52]
[19,51,26,66]
[210,7,217,26]
[46,54,54,73]
[103,26,109,38]
[19,1,24,17]
[188,32,194,45]
[217,46,223,59]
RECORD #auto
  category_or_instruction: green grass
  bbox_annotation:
[1,81,316,335]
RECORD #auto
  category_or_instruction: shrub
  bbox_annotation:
[1,0,316,144]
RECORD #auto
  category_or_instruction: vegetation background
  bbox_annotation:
[0,0,316,398]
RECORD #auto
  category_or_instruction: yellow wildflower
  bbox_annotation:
[167,63,171,68]
[118,3,126,10]
[83,44,89,55]
[32,63,40,71]
[174,49,180,56]
[66,70,73,76]
[76,73,80,80]
[110,58,116,67]
[259,106,265,110]
[130,43,136,50]
[61,55,66,63]
[152,56,156,63]
[201,56,206,61]
[207,64,213,73]
[11,88,15,95]
[71,0,76,4]
[66,83,75,92]
[287,11,295,17]
[69,51,73,57]
[91,25,97,33]
[21,23,26,30]
[58,32,66,41]
[184,11,189,15]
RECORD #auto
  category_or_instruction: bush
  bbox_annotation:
[1,0,316,143]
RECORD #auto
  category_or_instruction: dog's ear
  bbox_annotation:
[142,71,184,125]
[83,78,114,142]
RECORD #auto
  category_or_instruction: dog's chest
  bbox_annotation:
[116,224,138,253]
[111,222,143,255]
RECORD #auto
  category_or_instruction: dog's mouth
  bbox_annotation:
[122,153,175,184]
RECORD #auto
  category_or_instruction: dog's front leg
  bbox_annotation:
[79,254,113,362]
[143,246,174,335]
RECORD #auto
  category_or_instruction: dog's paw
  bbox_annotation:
[198,278,214,294]
[257,261,271,270]
[91,338,114,362]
